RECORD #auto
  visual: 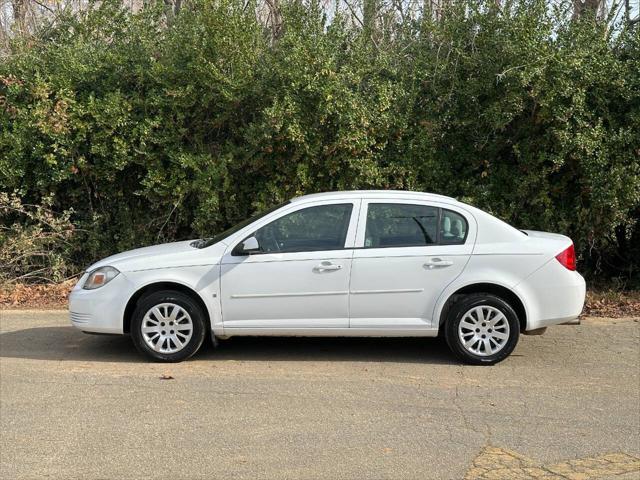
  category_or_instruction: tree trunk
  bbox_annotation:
[572,0,603,20]
[265,0,283,43]
[12,0,26,34]
[363,0,379,42]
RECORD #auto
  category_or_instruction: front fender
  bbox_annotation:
[125,265,222,333]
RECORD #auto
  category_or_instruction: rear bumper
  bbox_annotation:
[514,260,586,331]
[68,273,130,334]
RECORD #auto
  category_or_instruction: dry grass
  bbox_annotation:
[0,280,76,310]
[583,289,640,318]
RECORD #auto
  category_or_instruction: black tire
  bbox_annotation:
[131,290,207,362]
[444,293,520,365]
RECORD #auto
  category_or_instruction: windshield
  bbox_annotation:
[194,201,290,248]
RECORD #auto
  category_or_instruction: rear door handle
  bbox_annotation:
[424,258,453,269]
[314,261,343,272]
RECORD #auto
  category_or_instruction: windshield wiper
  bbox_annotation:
[190,239,210,249]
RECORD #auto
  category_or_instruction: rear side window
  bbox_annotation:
[364,203,468,248]
[365,204,439,248]
[254,203,353,253]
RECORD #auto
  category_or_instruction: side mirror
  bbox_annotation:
[234,236,260,255]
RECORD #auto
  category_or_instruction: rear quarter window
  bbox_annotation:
[440,209,468,244]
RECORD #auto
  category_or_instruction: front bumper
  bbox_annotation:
[68,272,131,334]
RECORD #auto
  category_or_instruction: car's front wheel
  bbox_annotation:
[131,290,207,362]
[444,294,520,365]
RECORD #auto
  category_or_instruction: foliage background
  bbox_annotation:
[1,0,639,286]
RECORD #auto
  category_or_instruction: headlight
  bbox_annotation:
[83,266,120,290]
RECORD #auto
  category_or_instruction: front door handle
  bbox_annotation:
[424,258,453,269]
[314,261,343,272]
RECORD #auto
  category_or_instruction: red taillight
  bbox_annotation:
[556,244,576,271]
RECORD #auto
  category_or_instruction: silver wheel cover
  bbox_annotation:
[457,305,510,357]
[141,303,193,354]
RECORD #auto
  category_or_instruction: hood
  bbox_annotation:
[87,240,227,272]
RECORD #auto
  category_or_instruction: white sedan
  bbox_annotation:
[69,190,585,364]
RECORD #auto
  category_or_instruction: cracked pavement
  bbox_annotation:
[1,311,639,479]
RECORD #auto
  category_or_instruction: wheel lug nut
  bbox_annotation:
[481,334,486,339]
[475,328,480,332]
[161,330,166,335]
[170,330,174,334]
[161,322,165,326]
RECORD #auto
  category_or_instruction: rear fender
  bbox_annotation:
[433,274,530,330]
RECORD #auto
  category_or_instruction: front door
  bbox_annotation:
[349,200,474,329]
[220,201,360,329]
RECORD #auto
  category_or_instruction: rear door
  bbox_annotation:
[349,200,475,329]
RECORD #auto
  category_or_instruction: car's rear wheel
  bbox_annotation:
[444,293,520,365]
[131,290,206,362]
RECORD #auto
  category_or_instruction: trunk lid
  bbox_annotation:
[522,230,573,256]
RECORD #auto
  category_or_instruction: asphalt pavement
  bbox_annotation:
[1,310,639,480]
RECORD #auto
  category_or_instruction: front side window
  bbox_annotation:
[252,203,353,253]
[199,201,290,248]
[365,203,439,248]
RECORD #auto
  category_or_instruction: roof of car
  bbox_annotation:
[291,190,459,204]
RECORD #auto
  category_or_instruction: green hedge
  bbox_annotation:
[1,0,639,285]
